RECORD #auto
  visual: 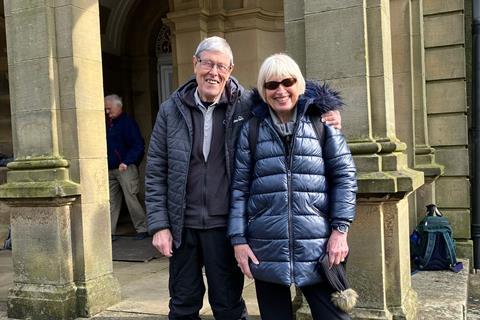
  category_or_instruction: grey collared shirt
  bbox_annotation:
[194,89,220,161]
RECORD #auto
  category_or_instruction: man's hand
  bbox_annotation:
[153,229,173,257]
[322,110,342,129]
[118,163,128,172]
[234,244,259,279]
[326,230,349,268]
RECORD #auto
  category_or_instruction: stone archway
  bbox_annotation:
[99,1,171,229]
[100,0,170,136]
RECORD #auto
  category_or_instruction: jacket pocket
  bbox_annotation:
[248,206,268,224]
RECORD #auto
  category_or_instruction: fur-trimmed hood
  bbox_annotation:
[250,80,344,119]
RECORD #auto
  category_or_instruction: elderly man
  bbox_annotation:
[145,37,341,320]
[105,94,148,241]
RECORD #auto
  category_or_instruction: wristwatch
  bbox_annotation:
[332,224,349,234]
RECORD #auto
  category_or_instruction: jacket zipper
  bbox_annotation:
[287,168,294,284]
[248,211,262,224]
[285,118,301,283]
[265,118,298,285]
[175,96,193,235]
[224,102,236,181]
[202,161,207,228]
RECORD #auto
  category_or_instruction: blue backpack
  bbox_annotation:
[410,204,463,272]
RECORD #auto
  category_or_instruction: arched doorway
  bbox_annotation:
[99,0,172,236]
[100,0,170,137]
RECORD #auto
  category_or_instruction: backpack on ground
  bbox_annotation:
[410,204,463,272]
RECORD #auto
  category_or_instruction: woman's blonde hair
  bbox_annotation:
[256,53,306,102]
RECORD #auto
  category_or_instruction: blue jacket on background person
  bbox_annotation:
[106,112,145,170]
[228,83,357,287]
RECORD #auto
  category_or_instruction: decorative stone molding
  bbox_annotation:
[0,157,80,199]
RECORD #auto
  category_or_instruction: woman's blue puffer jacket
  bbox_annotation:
[228,83,357,287]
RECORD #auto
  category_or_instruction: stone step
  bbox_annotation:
[412,259,469,320]
[467,269,480,319]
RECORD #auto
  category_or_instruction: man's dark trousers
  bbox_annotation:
[168,227,246,320]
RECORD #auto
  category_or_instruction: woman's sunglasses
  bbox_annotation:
[264,78,297,90]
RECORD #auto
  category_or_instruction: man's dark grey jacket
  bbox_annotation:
[145,76,252,248]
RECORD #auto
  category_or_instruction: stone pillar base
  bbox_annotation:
[76,273,121,317]
[296,300,313,320]
[8,283,77,320]
[389,288,418,320]
[351,307,393,319]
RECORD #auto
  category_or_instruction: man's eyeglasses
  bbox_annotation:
[196,58,232,74]
[264,78,297,90]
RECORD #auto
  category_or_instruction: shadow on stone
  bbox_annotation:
[112,236,161,262]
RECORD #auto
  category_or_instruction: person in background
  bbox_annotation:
[228,53,357,320]
[105,94,148,241]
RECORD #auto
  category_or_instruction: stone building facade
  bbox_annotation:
[0,0,472,319]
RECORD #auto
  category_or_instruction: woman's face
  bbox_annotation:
[265,76,299,120]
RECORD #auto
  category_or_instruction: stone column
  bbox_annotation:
[0,168,7,244]
[167,0,284,87]
[389,0,444,227]
[0,1,120,319]
[390,0,415,228]
[166,5,208,84]
[422,0,471,259]
[286,1,423,319]
[409,0,443,223]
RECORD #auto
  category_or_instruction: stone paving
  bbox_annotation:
[0,249,476,319]
[413,260,469,320]
[468,272,480,320]
[0,249,260,319]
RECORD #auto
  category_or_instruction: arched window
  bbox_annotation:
[155,24,172,57]
[155,24,173,103]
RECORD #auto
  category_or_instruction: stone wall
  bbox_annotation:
[0,168,8,244]
[423,0,472,260]
[0,10,12,157]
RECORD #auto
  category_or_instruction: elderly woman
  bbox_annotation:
[228,53,357,320]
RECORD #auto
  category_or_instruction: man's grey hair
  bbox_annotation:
[194,36,234,65]
[104,94,123,108]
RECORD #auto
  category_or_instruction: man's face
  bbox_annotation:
[105,100,122,119]
[193,51,233,102]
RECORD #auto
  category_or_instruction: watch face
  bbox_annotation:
[337,224,348,233]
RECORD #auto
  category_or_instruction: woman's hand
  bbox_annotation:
[326,230,349,268]
[234,244,259,279]
[322,110,342,129]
